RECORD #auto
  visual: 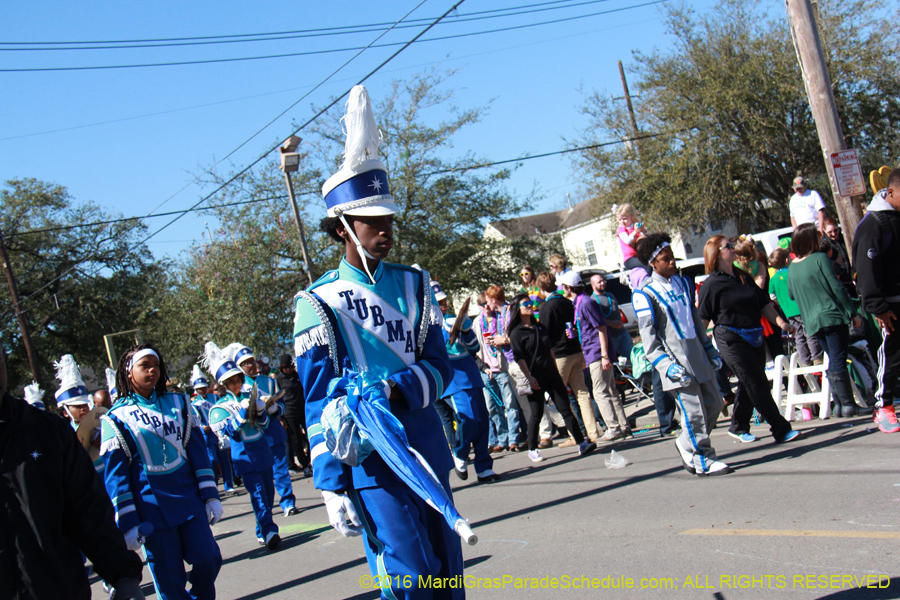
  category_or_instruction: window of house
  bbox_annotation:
[585,240,597,265]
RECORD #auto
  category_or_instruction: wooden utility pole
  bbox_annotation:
[785,0,863,252]
[0,226,40,382]
[617,60,640,140]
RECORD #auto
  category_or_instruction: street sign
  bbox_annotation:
[830,149,866,197]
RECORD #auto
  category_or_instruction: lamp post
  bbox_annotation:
[279,136,314,286]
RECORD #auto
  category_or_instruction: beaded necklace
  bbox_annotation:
[593,291,615,319]
[573,293,588,344]
[480,304,509,357]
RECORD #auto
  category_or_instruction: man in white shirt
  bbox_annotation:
[789,176,826,232]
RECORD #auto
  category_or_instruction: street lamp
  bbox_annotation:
[278,136,314,286]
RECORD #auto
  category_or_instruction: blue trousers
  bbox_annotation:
[208,442,234,492]
[482,372,524,447]
[143,512,222,600]
[270,443,296,513]
[351,476,465,600]
[448,389,492,474]
[241,468,278,540]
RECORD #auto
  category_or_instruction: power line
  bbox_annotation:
[0,0,664,73]
[0,0,589,48]
[5,194,289,238]
[16,0,467,308]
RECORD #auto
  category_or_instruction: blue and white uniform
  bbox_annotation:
[100,390,222,600]
[191,394,234,493]
[242,374,296,514]
[208,391,278,542]
[442,313,493,476]
[294,258,462,600]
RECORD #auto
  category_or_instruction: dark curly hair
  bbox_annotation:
[635,232,672,265]
[319,216,345,243]
[115,343,169,399]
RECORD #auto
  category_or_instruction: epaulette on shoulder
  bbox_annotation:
[306,269,340,293]
[294,291,325,335]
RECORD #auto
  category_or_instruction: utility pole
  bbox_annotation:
[785,0,863,253]
[0,226,40,383]
[279,136,315,286]
[617,60,640,140]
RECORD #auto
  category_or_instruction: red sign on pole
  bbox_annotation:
[830,149,866,197]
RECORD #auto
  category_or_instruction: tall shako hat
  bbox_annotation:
[24,381,45,410]
[54,354,93,419]
[431,281,447,301]
[225,343,255,366]
[201,342,242,385]
[322,85,397,284]
[105,367,118,398]
[191,364,209,389]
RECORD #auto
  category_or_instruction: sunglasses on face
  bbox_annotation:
[721,243,734,251]
[519,272,531,277]
[519,301,535,309]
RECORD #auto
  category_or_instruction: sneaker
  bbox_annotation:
[873,406,900,433]
[452,455,468,480]
[528,449,544,463]
[621,428,634,439]
[578,440,597,456]
[285,506,301,517]
[775,429,801,444]
[257,536,265,546]
[538,438,553,449]
[558,439,577,448]
[697,459,732,477]
[303,467,313,478]
[601,429,624,442]
[265,531,281,550]
[476,469,501,483]
[674,439,696,474]
[727,431,757,443]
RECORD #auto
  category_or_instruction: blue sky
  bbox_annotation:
[1,0,717,258]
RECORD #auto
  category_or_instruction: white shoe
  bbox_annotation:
[452,455,468,480]
[528,449,544,463]
[697,459,732,477]
[674,439,696,475]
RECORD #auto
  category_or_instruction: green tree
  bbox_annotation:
[0,178,161,393]
[571,0,900,232]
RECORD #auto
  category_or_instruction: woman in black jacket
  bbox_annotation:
[507,294,596,462]
[697,236,800,445]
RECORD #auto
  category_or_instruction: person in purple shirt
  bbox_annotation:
[558,271,633,441]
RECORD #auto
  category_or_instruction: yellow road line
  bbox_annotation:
[680,529,900,539]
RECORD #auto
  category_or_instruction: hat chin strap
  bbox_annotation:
[338,214,377,285]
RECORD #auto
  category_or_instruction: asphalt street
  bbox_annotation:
[90,408,900,600]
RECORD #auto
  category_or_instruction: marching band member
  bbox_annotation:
[205,342,281,550]
[100,344,223,599]
[191,364,235,496]
[227,343,298,516]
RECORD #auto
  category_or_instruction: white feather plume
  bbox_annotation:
[54,354,83,385]
[24,381,44,405]
[191,364,205,383]
[200,342,226,376]
[341,85,382,169]
[105,368,117,393]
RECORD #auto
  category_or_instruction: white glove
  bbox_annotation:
[255,398,268,414]
[240,398,251,410]
[206,498,224,525]
[123,526,142,551]
[321,490,363,537]
[266,397,279,414]
[711,356,724,371]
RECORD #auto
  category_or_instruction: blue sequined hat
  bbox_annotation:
[431,280,447,301]
[201,342,243,385]
[191,364,209,389]
[322,85,398,218]
[54,354,92,408]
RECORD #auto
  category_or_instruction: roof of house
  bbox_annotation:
[489,200,601,238]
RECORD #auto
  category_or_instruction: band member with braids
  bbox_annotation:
[632,234,730,476]
[205,342,281,550]
[100,344,224,600]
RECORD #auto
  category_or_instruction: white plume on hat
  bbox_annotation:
[201,342,242,384]
[105,368,117,396]
[191,364,209,387]
[24,381,45,410]
[54,354,93,418]
[224,342,255,366]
